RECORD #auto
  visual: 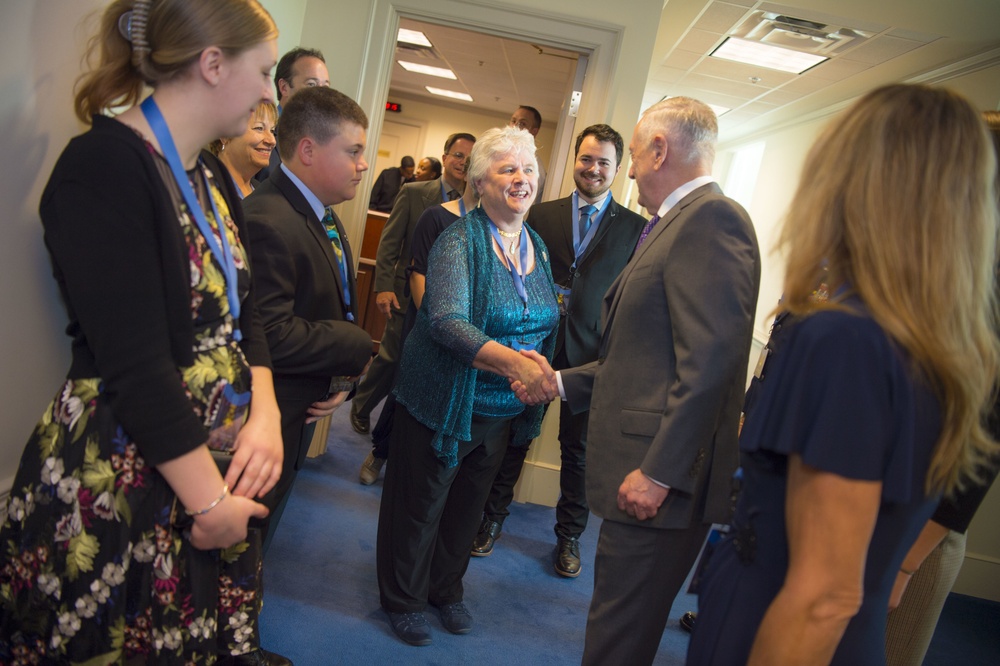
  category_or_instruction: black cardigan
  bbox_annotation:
[39,115,271,466]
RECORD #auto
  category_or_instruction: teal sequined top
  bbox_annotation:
[395,206,560,467]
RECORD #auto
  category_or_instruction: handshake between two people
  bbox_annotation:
[509,349,560,405]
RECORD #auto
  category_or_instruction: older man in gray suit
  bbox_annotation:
[517,97,760,665]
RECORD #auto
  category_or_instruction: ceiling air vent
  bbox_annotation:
[732,10,872,56]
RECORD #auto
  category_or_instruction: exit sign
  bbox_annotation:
[386,101,402,113]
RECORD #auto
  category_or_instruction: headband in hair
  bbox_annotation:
[117,0,151,65]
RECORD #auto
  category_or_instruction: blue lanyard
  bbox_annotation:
[489,221,529,318]
[458,197,467,217]
[141,96,242,341]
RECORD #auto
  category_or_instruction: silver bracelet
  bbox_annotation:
[185,484,229,516]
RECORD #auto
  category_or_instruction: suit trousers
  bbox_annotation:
[583,519,709,666]
[482,399,590,539]
[885,529,967,666]
[352,302,407,419]
[377,405,510,612]
[257,392,315,555]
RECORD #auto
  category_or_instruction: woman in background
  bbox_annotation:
[0,1,286,663]
[687,84,999,665]
[882,108,1000,666]
[213,101,278,199]
[376,126,558,647]
[413,156,442,182]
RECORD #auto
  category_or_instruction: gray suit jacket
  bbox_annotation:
[373,177,446,305]
[561,183,760,528]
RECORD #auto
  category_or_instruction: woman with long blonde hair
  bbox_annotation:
[0,1,287,663]
[688,84,999,665]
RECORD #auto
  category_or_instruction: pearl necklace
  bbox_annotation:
[495,225,523,255]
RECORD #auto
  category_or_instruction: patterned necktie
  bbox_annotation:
[322,207,352,316]
[448,189,460,201]
[635,214,661,250]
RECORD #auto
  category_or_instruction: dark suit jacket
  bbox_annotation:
[368,166,410,212]
[527,194,646,368]
[243,166,372,464]
[373,177,446,304]
[561,183,760,528]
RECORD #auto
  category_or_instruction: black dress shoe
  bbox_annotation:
[679,611,697,633]
[349,406,370,435]
[218,648,293,666]
[470,518,502,557]
[554,536,582,577]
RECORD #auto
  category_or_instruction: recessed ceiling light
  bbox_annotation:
[397,60,456,79]
[398,28,432,48]
[710,36,827,74]
[426,86,473,102]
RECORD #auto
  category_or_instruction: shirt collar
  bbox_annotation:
[280,162,326,221]
[656,175,715,219]
[576,190,610,210]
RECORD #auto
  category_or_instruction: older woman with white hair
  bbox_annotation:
[376,126,559,646]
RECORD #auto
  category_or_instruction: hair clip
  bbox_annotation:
[117,10,134,43]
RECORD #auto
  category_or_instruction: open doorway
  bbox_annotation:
[368,17,585,207]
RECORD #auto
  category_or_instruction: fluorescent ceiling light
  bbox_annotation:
[398,28,432,48]
[711,36,827,74]
[426,86,473,102]
[397,60,456,79]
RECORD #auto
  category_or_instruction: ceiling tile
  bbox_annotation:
[694,2,755,33]
[677,28,726,54]
[839,35,928,65]
[662,49,703,70]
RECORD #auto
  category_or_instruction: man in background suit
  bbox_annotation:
[244,87,373,551]
[509,105,547,198]
[255,47,330,183]
[349,133,476,439]
[471,125,646,579]
[368,155,415,212]
[517,97,760,665]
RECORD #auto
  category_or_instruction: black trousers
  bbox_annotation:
[482,397,591,539]
[377,405,510,612]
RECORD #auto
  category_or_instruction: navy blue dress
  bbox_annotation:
[687,303,941,665]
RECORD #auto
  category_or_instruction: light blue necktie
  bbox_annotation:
[575,204,597,255]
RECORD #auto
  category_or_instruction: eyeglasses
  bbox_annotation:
[446,152,469,161]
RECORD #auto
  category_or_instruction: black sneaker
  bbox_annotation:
[387,611,432,646]
[436,601,473,634]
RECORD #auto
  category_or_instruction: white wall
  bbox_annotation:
[0,1,107,491]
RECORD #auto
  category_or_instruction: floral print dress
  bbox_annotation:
[0,153,263,664]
